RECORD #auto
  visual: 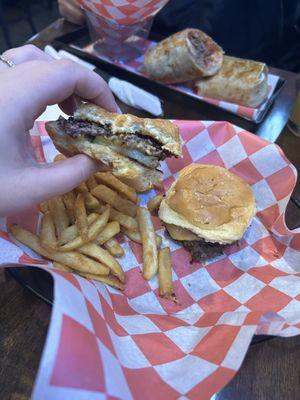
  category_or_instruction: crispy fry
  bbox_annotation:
[95,221,120,245]
[158,247,176,301]
[79,243,124,282]
[54,154,66,162]
[9,225,109,275]
[104,238,124,258]
[39,201,49,214]
[39,211,57,251]
[95,172,137,203]
[59,213,98,245]
[76,182,89,193]
[147,194,164,214]
[92,184,137,217]
[84,192,100,210]
[53,261,73,272]
[121,227,162,247]
[137,207,158,280]
[59,207,110,251]
[86,176,98,191]
[62,191,76,224]
[110,208,138,231]
[48,196,69,237]
[81,273,125,290]
[75,193,89,241]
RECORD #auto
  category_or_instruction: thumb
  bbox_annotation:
[32,155,101,200]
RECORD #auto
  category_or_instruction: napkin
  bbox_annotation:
[1,119,299,400]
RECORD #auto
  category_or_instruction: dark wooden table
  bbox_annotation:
[0,19,299,400]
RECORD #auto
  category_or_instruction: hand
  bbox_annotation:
[58,0,85,25]
[0,45,119,217]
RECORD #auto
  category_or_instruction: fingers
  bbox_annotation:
[1,44,53,70]
[0,155,104,216]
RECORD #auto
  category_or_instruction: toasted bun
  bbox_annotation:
[74,104,181,156]
[159,164,256,244]
[46,120,162,192]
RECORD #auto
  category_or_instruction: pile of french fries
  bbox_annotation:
[9,154,176,301]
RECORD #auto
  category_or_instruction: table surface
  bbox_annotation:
[0,19,299,400]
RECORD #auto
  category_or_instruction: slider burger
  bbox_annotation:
[159,164,256,261]
[46,103,181,191]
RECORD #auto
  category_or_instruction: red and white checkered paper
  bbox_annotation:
[79,0,169,25]
[1,120,300,400]
[82,42,279,123]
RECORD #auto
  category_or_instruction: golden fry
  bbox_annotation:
[81,273,125,290]
[54,154,66,162]
[86,176,98,191]
[59,213,98,245]
[95,172,137,203]
[75,193,89,241]
[79,243,124,282]
[104,238,124,258]
[137,207,158,280]
[121,228,162,247]
[39,211,57,251]
[158,247,176,301]
[147,194,164,214]
[48,196,69,237]
[59,207,110,251]
[84,192,100,210]
[62,191,76,224]
[110,208,138,231]
[76,182,89,193]
[39,201,49,214]
[53,261,73,272]
[92,184,137,217]
[95,221,120,245]
[9,225,109,275]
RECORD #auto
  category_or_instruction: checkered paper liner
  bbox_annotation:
[82,42,279,123]
[1,120,300,400]
[79,0,169,25]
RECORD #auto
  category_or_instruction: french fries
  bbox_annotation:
[95,221,120,245]
[58,213,99,245]
[54,154,66,162]
[84,192,100,210]
[110,208,138,231]
[147,194,164,214]
[62,191,76,224]
[92,184,137,217]
[95,172,138,203]
[9,225,109,275]
[53,261,124,290]
[86,176,98,191]
[39,201,49,214]
[79,243,124,282]
[59,206,110,251]
[80,273,125,290]
[121,227,162,247]
[75,193,89,241]
[104,238,124,258]
[158,247,176,301]
[76,182,89,193]
[137,207,158,280]
[48,196,69,237]
[39,211,57,251]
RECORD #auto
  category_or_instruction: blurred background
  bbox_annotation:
[0,0,59,52]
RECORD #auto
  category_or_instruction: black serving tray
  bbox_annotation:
[51,26,285,126]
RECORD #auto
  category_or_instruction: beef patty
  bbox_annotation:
[182,239,228,262]
[58,117,169,160]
